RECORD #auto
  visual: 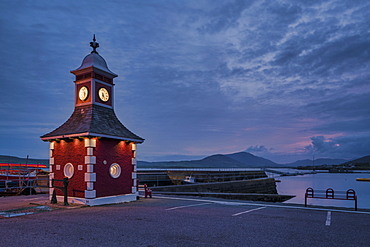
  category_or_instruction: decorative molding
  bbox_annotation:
[84,138,96,147]
[86,165,94,173]
[42,132,143,143]
[132,172,137,179]
[85,172,96,182]
[85,190,96,199]
[49,157,54,165]
[87,147,94,156]
[85,156,96,165]
[86,182,94,191]
[132,158,137,165]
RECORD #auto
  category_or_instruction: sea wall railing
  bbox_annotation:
[304,187,357,210]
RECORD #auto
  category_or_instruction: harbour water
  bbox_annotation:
[273,170,370,209]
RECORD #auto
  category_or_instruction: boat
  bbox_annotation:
[183,176,196,184]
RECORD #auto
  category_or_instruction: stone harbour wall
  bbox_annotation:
[151,178,278,194]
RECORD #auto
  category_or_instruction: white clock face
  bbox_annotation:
[79,86,89,101]
[98,87,109,102]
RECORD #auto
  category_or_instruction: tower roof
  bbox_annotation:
[70,35,118,77]
[41,105,144,143]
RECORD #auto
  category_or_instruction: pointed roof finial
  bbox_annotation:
[90,34,99,54]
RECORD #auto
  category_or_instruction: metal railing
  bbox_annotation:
[304,187,358,210]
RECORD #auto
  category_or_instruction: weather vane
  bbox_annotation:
[90,34,99,53]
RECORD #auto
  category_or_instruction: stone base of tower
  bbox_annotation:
[51,193,138,206]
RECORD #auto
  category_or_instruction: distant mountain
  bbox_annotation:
[0,155,49,165]
[342,155,370,165]
[2,153,368,169]
[285,158,347,167]
[226,152,279,167]
[138,152,284,168]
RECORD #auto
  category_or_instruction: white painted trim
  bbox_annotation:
[85,156,96,165]
[132,143,137,151]
[84,138,96,148]
[86,165,94,173]
[59,193,137,206]
[50,142,54,150]
[49,157,54,165]
[85,172,96,182]
[86,182,94,191]
[132,173,137,179]
[132,158,137,165]
[132,187,137,193]
[42,132,144,143]
[56,165,60,170]
[85,190,96,199]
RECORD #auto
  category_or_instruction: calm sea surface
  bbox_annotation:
[271,169,370,209]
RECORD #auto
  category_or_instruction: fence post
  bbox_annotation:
[63,177,69,206]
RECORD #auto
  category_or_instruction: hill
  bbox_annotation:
[137,152,283,168]
[285,158,347,167]
[226,152,279,167]
[0,155,49,166]
[342,155,370,165]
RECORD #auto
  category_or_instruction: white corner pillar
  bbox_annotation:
[84,138,96,199]
[49,141,55,199]
[131,143,138,194]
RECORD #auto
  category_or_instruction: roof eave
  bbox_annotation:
[41,132,144,143]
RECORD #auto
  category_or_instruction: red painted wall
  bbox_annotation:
[52,139,86,198]
[94,139,133,197]
[52,138,134,198]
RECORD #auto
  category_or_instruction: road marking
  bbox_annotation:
[154,195,370,215]
[166,202,213,211]
[232,206,266,216]
[325,211,332,226]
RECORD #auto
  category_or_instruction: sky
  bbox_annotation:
[0,0,369,164]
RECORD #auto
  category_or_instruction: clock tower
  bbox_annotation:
[41,36,144,206]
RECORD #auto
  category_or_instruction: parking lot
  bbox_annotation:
[1,195,369,246]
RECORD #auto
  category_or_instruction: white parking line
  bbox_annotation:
[166,202,213,211]
[325,211,332,226]
[155,195,370,215]
[232,206,266,216]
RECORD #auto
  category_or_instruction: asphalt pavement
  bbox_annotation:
[0,194,369,246]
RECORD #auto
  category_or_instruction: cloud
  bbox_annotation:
[246,145,270,154]
[304,135,370,159]
[0,0,370,162]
